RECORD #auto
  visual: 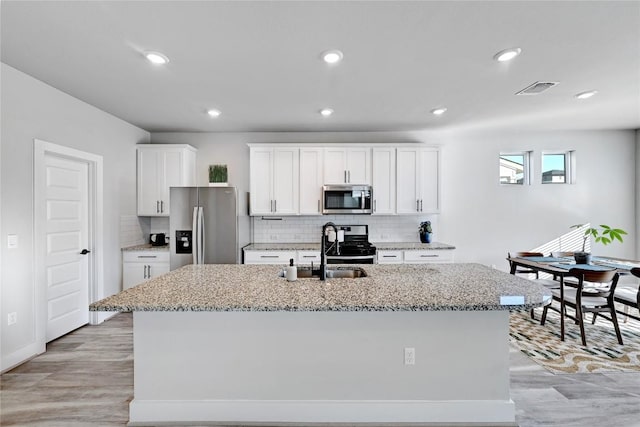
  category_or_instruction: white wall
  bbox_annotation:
[0,63,150,371]
[637,129,640,259]
[152,129,637,271]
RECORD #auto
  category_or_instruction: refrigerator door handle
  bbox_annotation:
[192,206,198,265]
[197,207,205,264]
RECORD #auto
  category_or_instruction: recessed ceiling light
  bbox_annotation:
[320,108,334,117]
[575,90,598,99]
[207,109,221,118]
[493,47,522,62]
[321,50,343,64]
[431,107,447,116]
[144,51,169,65]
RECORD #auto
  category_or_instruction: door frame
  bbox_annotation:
[34,139,104,349]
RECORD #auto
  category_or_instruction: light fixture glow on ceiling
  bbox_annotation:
[321,50,343,64]
[431,107,447,116]
[320,108,334,117]
[575,90,598,99]
[144,51,170,65]
[207,109,221,118]
[493,47,522,62]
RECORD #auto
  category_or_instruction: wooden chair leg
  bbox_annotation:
[610,307,624,345]
[576,305,587,346]
[591,312,598,325]
[540,305,549,325]
[530,308,536,320]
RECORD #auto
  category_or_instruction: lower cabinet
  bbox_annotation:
[377,249,455,264]
[244,250,296,265]
[123,251,170,290]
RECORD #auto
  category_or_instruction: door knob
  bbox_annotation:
[80,249,91,255]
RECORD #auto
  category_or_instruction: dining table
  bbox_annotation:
[507,255,640,341]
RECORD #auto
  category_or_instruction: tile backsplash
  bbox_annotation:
[120,215,147,248]
[252,215,437,243]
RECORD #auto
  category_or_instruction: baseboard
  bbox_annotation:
[128,399,517,426]
[1,341,45,373]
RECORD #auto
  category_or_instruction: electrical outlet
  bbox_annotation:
[8,312,17,326]
[404,347,415,365]
[7,234,18,249]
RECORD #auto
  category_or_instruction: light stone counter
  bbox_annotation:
[242,242,455,251]
[122,243,169,252]
[373,241,455,250]
[90,263,549,312]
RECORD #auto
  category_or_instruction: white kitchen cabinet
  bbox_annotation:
[137,144,197,216]
[396,147,440,214]
[371,147,396,215]
[296,251,321,264]
[376,250,403,264]
[122,251,170,289]
[250,147,299,215]
[403,249,454,264]
[323,147,371,185]
[299,148,324,215]
[244,250,297,265]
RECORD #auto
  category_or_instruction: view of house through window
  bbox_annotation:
[499,153,527,184]
[542,153,567,183]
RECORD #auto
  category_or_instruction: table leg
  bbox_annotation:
[559,276,565,341]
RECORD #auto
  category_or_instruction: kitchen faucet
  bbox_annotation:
[320,222,338,281]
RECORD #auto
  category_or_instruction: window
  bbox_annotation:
[542,152,572,184]
[500,152,530,185]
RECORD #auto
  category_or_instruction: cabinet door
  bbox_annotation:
[250,148,274,215]
[272,148,299,215]
[372,148,395,214]
[396,148,420,214]
[299,148,324,215]
[418,149,440,213]
[160,150,183,216]
[323,148,348,184]
[147,262,170,279]
[346,148,371,184]
[123,263,147,290]
[137,149,161,216]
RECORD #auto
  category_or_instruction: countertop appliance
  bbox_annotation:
[322,185,372,215]
[169,186,239,270]
[325,224,376,264]
[150,233,167,246]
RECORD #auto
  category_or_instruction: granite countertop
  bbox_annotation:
[90,263,550,313]
[122,243,169,252]
[243,242,455,251]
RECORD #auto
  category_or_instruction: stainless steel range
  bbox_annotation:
[325,224,377,264]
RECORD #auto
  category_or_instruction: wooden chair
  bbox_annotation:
[614,267,640,322]
[541,268,623,346]
[508,252,561,319]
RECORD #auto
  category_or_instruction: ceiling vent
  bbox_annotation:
[515,81,559,95]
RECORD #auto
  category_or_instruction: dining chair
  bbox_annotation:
[508,252,560,319]
[541,268,623,346]
[613,267,640,322]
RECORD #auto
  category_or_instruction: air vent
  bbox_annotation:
[515,81,559,95]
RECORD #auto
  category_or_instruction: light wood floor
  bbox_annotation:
[2,312,640,426]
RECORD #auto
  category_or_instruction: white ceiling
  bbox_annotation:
[2,1,639,133]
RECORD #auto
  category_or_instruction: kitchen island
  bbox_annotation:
[91,263,550,426]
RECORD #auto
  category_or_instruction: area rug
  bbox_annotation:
[509,309,640,374]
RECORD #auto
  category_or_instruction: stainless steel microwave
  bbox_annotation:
[322,185,372,214]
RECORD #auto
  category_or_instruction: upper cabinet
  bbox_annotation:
[396,147,440,214]
[250,147,299,215]
[299,148,324,215]
[324,147,371,185]
[137,144,197,216]
[371,147,396,215]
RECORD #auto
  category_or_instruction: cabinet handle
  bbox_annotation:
[156,201,160,213]
[274,200,277,212]
[138,255,157,259]
[143,265,148,279]
[344,170,347,183]
[302,255,316,258]
[383,255,397,258]
[416,200,419,212]
[270,200,273,212]
[348,170,351,183]
[260,255,279,258]
[373,200,377,212]
[147,265,152,277]
[317,199,320,213]
[161,200,164,213]
[420,254,438,258]
[420,199,423,212]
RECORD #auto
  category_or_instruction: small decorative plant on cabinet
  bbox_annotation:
[208,164,228,187]
[419,221,433,244]
[570,223,627,264]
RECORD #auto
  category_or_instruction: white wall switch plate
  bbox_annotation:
[7,234,18,249]
[404,347,415,365]
[8,312,17,326]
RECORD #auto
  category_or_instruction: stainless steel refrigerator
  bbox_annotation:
[169,186,239,270]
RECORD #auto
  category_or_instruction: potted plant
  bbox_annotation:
[570,224,627,264]
[419,221,433,244]
[208,164,228,186]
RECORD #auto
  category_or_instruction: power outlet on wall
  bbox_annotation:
[404,347,415,365]
[8,312,17,326]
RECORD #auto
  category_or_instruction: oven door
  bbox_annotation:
[326,255,376,264]
[322,185,372,214]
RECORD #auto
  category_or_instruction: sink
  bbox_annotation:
[279,267,367,279]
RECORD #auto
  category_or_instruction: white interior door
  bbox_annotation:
[44,154,90,342]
